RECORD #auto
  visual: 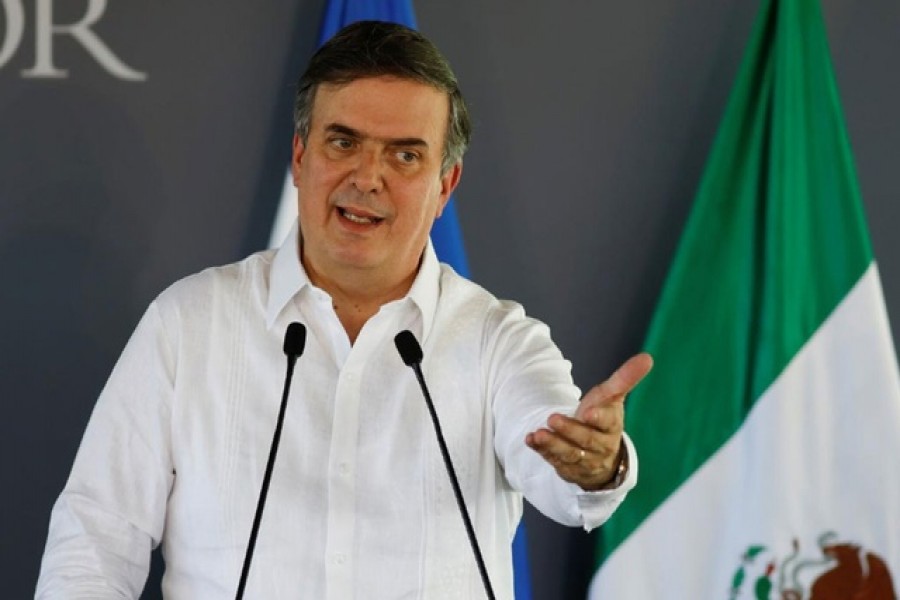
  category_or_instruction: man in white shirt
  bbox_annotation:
[37,21,652,599]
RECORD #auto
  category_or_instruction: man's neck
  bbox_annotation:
[301,254,420,344]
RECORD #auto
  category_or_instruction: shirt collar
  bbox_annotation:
[406,239,441,342]
[265,221,442,339]
[266,221,309,330]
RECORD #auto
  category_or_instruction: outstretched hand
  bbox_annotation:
[525,353,653,491]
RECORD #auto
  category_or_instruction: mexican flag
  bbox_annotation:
[589,0,900,597]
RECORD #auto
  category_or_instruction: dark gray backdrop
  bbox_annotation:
[3,1,898,597]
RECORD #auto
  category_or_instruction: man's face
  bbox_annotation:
[291,76,461,289]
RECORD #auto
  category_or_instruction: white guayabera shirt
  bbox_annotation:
[37,224,637,600]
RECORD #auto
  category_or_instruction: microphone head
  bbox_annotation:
[283,322,307,358]
[394,330,423,366]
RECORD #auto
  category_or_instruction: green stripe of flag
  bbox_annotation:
[599,0,872,562]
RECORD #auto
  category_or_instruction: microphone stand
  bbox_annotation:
[395,331,496,600]
[235,323,306,600]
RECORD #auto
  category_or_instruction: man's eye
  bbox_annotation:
[330,138,353,150]
[397,151,418,163]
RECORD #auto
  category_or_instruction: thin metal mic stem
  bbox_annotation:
[235,353,298,600]
[411,362,496,600]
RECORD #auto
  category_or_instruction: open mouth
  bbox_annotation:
[338,207,384,225]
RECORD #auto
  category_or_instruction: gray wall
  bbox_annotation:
[3,1,899,597]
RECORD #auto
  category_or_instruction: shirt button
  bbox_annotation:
[335,553,346,565]
[339,462,350,475]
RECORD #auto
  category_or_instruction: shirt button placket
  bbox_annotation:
[324,368,359,600]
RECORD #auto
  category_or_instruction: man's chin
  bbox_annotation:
[327,250,384,273]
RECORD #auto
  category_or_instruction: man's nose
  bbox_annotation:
[351,149,384,194]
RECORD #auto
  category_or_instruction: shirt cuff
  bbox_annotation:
[575,432,639,532]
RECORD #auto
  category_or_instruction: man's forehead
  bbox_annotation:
[309,76,449,135]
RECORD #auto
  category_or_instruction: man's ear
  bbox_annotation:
[435,162,463,218]
[291,133,305,186]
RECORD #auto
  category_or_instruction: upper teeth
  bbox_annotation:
[342,209,374,224]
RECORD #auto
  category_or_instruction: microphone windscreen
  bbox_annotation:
[394,330,423,366]
[283,322,307,357]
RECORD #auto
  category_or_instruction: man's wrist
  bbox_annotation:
[587,443,629,491]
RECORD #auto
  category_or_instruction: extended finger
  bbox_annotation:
[526,428,589,465]
[527,428,620,488]
[546,413,622,453]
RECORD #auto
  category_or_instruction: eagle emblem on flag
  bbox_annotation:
[729,532,896,599]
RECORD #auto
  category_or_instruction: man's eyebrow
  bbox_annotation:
[324,123,429,148]
[325,123,361,138]
[389,137,429,148]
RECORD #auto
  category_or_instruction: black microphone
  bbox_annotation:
[394,330,496,600]
[235,322,307,600]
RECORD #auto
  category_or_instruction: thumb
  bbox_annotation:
[583,352,653,408]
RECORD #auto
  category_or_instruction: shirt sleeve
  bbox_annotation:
[485,300,637,532]
[36,301,176,599]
